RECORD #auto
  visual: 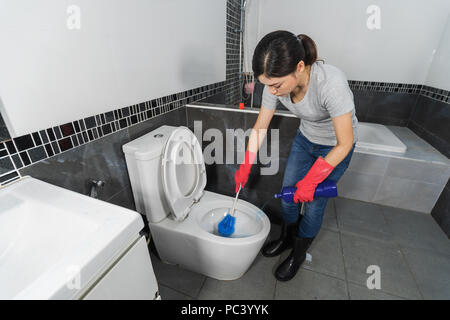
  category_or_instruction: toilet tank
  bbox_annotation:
[123,125,177,223]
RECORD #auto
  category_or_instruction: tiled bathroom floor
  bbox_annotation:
[149,197,450,300]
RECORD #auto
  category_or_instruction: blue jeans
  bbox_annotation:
[281,129,355,238]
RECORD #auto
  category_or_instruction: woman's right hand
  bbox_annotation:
[234,150,256,193]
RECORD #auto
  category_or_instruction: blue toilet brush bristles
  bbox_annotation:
[218,185,241,237]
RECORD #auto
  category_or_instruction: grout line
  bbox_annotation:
[299,266,349,284]
[0,173,20,185]
[105,185,130,203]
[393,241,450,259]
[334,200,351,300]
[159,283,197,300]
[299,264,347,285]
[377,206,425,300]
[195,277,208,300]
[272,255,282,300]
[345,279,413,300]
[395,246,425,300]
[0,137,21,183]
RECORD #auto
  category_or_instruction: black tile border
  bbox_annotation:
[0,81,229,186]
[348,80,450,104]
[419,85,450,104]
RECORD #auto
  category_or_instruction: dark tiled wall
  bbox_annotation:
[431,179,450,238]
[349,82,450,159]
[186,107,300,223]
[411,92,450,238]
[352,90,419,126]
[408,94,450,159]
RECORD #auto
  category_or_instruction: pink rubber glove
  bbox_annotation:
[234,150,256,193]
[294,157,335,203]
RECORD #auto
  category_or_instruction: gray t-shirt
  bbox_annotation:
[262,61,358,146]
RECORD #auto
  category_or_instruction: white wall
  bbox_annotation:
[244,0,450,85]
[0,0,226,138]
[425,14,450,91]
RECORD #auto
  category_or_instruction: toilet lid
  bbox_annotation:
[161,126,206,221]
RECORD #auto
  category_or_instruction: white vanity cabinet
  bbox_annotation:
[0,176,160,300]
[83,236,160,300]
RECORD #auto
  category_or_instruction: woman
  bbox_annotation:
[235,31,358,282]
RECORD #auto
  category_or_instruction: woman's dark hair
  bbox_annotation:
[252,30,318,79]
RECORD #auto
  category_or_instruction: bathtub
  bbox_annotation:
[356,122,407,154]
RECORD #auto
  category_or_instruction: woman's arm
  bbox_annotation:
[323,111,354,167]
[293,111,353,202]
[247,105,276,153]
[234,105,276,192]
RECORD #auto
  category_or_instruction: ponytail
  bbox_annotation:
[297,34,318,66]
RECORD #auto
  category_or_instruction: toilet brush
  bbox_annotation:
[218,184,242,237]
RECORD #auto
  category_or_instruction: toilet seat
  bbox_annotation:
[161,126,206,221]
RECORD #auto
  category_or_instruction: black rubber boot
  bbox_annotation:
[261,221,298,257]
[274,236,315,282]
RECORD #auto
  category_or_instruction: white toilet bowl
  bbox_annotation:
[123,125,271,280]
[149,190,270,280]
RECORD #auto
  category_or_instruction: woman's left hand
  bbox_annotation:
[293,157,335,203]
[294,178,317,203]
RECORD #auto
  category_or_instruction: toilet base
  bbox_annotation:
[150,223,265,280]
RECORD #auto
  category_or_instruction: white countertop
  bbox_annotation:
[0,176,144,299]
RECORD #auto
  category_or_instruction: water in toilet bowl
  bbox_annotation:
[199,207,264,238]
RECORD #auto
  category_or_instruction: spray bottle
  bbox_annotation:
[274,179,338,202]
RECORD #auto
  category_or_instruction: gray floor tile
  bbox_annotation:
[322,198,338,232]
[145,198,449,301]
[348,283,406,300]
[401,247,450,300]
[381,206,450,257]
[149,252,206,298]
[300,229,346,280]
[341,233,422,299]
[197,253,279,300]
[335,197,395,243]
[274,269,349,300]
[159,284,193,300]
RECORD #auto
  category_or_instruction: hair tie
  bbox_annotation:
[297,35,304,48]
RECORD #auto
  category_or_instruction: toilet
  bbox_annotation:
[123,125,271,280]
